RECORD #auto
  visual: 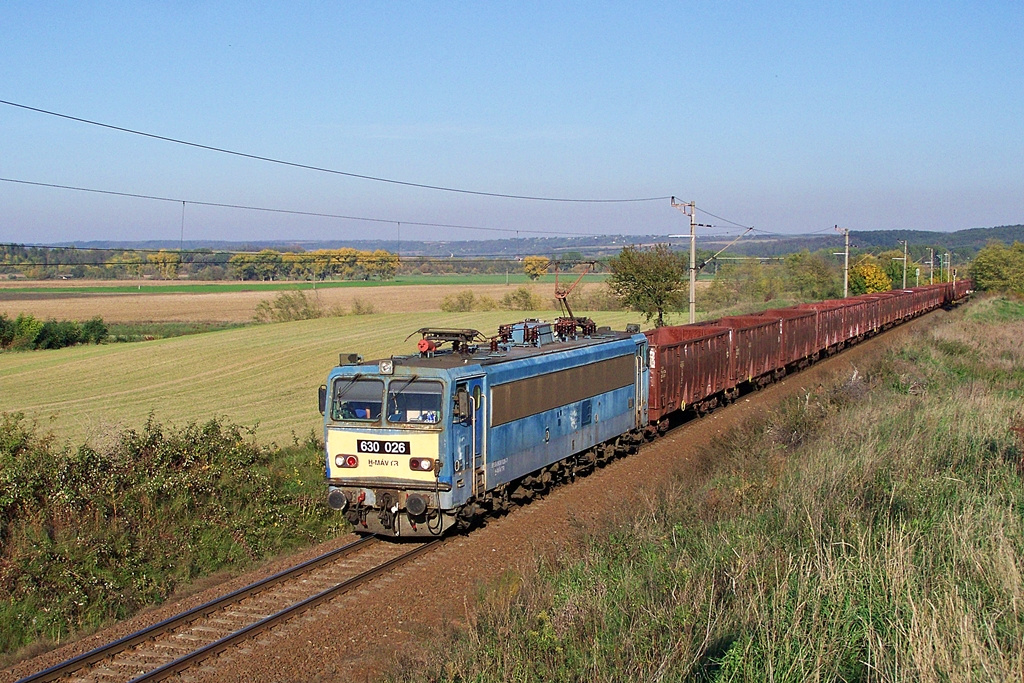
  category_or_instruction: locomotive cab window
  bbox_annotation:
[331,377,384,421]
[388,380,443,424]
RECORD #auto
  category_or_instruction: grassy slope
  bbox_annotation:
[391,295,1024,681]
[0,310,656,447]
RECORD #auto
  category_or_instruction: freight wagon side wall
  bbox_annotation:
[645,325,731,422]
[716,316,782,384]
[797,302,845,351]
[759,309,817,365]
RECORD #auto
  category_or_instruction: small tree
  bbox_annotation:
[522,256,550,280]
[500,287,543,311]
[970,241,1024,294]
[440,290,476,312]
[784,250,841,299]
[608,244,686,327]
[81,317,108,344]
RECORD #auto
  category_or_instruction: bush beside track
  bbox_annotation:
[0,416,345,661]
[390,295,1024,681]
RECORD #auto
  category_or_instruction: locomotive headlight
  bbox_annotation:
[335,455,358,468]
[378,359,394,375]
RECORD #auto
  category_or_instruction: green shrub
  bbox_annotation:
[34,319,83,350]
[500,287,544,311]
[0,414,345,656]
[0,313,13,347]
[0,314,107,351]
[440,290,476,312]
[10,314,42,350]
[81,316,108,344]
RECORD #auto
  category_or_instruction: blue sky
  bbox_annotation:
[1,1,1022,244]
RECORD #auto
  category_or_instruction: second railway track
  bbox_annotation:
[17,536,442,683]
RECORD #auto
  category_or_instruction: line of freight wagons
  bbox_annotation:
[645,280,972,425]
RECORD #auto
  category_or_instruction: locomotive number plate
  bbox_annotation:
[357,439,411,455]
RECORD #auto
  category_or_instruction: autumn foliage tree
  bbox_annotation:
[522,256,550,280]
[849,262,892,295]
[146,250,181,279]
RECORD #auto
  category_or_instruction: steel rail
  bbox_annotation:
[16,535,378,683]
[129,539,443,682]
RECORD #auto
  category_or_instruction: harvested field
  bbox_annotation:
[0,282,557,323]
[0,310,658,448]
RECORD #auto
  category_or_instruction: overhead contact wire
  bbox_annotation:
[0,99,670,204]
[0,177,605,237]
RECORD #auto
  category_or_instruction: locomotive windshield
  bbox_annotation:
[387,379,443,424]
[331,377,384,421]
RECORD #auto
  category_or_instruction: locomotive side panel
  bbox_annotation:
[487,351,641,485]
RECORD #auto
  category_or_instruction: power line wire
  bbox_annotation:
[0,176,607,237]
[0,99,671,204]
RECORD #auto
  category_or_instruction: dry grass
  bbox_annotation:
[388,296,1024,682]
[0,310,652,448]
[0,283,562,323]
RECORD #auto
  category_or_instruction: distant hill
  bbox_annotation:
[848,225,1024,256]
[54,224,1024,261]
[704,224,1024,258]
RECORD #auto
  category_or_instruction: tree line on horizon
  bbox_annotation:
[0,244,574,282]
[3,241,1019,304]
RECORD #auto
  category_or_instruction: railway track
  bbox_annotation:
[16,536,442,683]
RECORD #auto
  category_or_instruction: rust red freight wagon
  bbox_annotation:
[638,281,971,440]
[645,324,732,425]
[796,299,849,355]
[755,308,818,368]
[953,279,972,300]
[714,315,785,388]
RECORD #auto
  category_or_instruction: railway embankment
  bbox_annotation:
[5,295,1020,682]
[389,295,1024,681]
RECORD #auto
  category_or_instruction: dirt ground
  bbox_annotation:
[0,310,944,683]
[0,282,555,323]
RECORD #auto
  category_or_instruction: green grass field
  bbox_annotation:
[0,309,655,448]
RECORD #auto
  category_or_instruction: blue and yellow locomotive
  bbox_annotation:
[319,321,649,537]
